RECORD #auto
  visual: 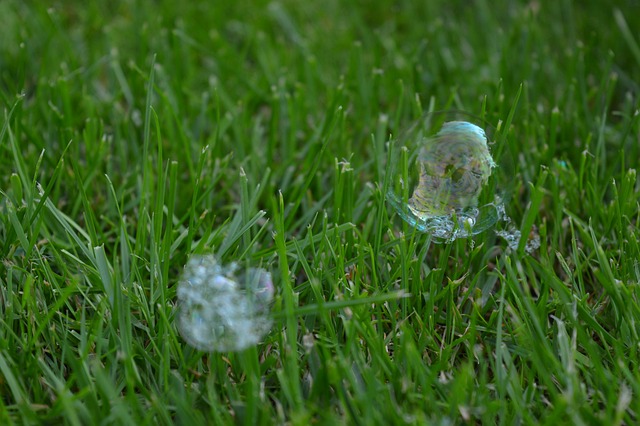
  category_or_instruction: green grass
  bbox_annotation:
[1,0,640,424]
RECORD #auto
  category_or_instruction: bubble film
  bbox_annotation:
[387,116,500,241]
[177,255,274,352]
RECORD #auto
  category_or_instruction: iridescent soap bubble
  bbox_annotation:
[177,255,274,352]
[387,112,505,242]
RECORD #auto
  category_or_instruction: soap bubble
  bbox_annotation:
[387,111,539,253]
[387,112,505,242]
[177,255,274,352]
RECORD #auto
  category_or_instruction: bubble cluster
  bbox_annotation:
[387,115,502,242]
[177,255,274,352]
[494,205,541,254]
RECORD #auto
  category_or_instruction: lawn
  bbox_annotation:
[1,0,639,424]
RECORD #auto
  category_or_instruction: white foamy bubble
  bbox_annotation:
[177,255,274,352]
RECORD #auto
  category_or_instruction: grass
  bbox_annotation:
[1,0,639,424]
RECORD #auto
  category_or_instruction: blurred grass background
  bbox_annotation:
[1,0,639,424]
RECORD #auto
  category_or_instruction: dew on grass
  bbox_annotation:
[386,111,539,252]
[177,255,274,352]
